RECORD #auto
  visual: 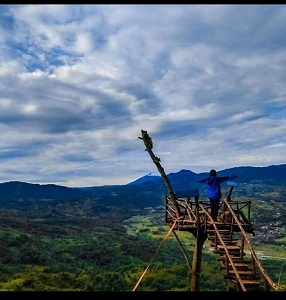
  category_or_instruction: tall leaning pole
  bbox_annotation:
[139,129,207,291]
[138,129,181,219]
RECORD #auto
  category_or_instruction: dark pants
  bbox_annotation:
[209,198,220,221]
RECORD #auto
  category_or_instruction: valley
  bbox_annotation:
[0,167,285,291]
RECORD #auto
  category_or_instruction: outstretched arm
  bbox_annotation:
[218,175,238,183]
[228,175,238,180]
[197,178,208,184]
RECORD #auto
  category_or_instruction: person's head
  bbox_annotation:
[210,169,217,177]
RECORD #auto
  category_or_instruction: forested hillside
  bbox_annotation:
[0,165,285,291]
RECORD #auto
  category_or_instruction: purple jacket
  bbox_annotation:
[198,175,238,199]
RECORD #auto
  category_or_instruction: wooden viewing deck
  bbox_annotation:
[165,191,278,291]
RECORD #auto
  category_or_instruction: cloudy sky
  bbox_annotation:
[0,4,286,187]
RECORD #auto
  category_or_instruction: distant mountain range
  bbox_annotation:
[0,164,286,202]
[127,164,286,190]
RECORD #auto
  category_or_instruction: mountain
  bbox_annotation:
[0,181,90,201]
[126,164,286,193]
[0,164,285,203]
[222,164,286,184]
[127,173,161,185]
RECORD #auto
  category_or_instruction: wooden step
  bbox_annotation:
[210,240,238,246]
[217,244,241,252]
[208,233,231,239]
[216,244,241,256]
[218,256,244,263]
[216,250,244,257]
[207,235,236,240]
[217,244,240,249]
[224,269,256,278]
[207,229,231,234]
[229,279,261,291]
[216,252,242,258]
[221,262,249,270]
[207,223,231,229]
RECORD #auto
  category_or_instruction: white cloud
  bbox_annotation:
[0,4,285,186]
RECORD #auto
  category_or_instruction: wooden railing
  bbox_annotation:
[220,198,278,291]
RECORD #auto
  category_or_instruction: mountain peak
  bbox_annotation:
[127,173,161,185]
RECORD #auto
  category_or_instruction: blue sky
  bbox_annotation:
[0,4,286,187]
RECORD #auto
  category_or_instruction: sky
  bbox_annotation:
[0,4,286,187]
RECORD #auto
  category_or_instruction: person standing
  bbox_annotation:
[197,169,238,222]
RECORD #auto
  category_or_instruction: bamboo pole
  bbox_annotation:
[138,129,181,218]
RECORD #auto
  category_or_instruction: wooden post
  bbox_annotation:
[191,227,207,291]
[227,185,234,201]
[190,196,207,291]
[138,129,181,218]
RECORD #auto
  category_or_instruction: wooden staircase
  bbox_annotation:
[207,224,262,291]
[165,194,279,291]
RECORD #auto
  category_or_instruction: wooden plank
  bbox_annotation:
[217,244,241,251]
[230,279,260,286]
[218,256,243,263]
[226,262,249,270]
[226,269,255,277]
[207,229,230,233]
